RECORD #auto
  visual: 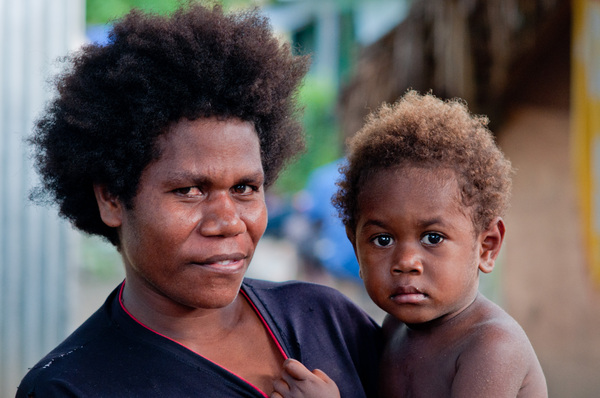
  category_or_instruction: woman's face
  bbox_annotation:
[110,117,267,311]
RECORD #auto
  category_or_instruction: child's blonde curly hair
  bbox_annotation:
[334,90,513,236]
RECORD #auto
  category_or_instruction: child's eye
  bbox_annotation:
[174,186,202,196]
[232,184,256,195]
[421,233,444,245]
[372,234,394,247]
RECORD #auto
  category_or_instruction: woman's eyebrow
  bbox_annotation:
[236,171,265,183]
[162,171,204,183]
[162,170,265,184]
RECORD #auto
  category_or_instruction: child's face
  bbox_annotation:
[353,166,494,325]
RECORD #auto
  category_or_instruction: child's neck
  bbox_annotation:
[405,292,481,332]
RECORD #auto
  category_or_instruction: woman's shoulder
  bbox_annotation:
[242,278,356,307]
[242,278,380,335]
[16,292,118,397]
[243,277,340,292]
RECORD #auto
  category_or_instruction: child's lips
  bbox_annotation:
[390,285,427,304]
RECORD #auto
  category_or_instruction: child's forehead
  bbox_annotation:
[356,165,479,232]
[368,163,459,184]
[359,165,470,213]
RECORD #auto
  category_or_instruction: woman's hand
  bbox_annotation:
[271,358,340,398]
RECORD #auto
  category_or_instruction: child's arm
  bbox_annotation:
[270,358,340,398]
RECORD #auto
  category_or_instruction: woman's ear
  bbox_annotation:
[93,184,124,228]
[478,217,506,274]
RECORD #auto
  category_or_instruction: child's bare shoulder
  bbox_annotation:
[468,295,530,344]
[455,295,547,397]
[459,295,534,363]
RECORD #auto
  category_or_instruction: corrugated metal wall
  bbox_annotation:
[0,1,85,396]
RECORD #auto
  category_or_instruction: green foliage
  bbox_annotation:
[86,0,262,24]
[81,236,123,279]
[85,0,343,195]
[86,0,180,24]
[274,76,342,193]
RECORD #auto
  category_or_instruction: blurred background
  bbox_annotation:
[2,0,600,396]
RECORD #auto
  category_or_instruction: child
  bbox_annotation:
[271,91,547,398]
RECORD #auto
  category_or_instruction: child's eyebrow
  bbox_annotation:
[360,219,388,229]
[417,218,445,229]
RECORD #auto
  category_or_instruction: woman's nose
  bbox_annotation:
[198,193,246,237]
[391,244,423,274]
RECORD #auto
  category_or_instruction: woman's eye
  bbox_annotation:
[174,187,201,196]
[421,233,444,245]
[232,184,255,195]
[372,235,394,247]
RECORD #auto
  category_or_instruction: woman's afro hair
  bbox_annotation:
[334,90,513,235]
[30,2,310,246]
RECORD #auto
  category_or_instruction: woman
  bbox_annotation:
[17,3,381,397]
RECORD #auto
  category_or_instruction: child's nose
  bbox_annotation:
[391,244,423,274]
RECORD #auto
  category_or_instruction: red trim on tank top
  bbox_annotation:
[238,288,288,360]
[117,281,285,398]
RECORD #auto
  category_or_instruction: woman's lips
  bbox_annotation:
[390,285,427,304]
[193,254,247,273]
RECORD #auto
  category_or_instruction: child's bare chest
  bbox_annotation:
[379,327,467,398]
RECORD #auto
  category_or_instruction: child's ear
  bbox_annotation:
[478,217,505,274]
[93,184,124,228]
[345,226,363,278]
[345,225,358,254]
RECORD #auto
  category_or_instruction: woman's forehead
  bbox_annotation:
[133,117,262,185]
